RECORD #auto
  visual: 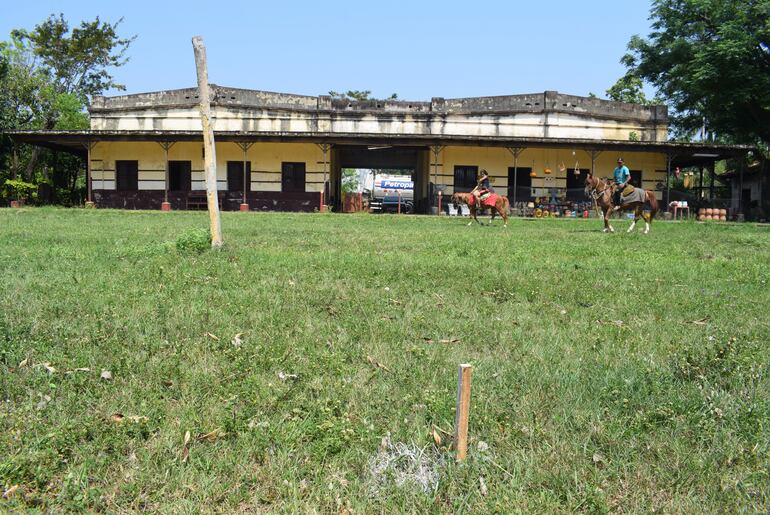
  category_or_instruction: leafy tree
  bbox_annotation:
[621,0,770,145]
[328,90,399,101]
[606,73,657,105]
[0,14,134,201]
[12,14,135,100]
[341,168,360,194]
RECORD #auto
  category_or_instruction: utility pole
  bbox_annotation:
[192,35,223,248]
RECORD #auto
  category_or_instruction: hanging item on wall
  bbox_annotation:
[544,167,552,174]
[683,172,692,189]
[573,161,581,176]
[558,162,566,174]
[530,160,537,177]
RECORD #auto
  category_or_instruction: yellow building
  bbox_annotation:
[12,86,749,213]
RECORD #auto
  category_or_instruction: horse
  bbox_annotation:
[584,173,659,233]
[452,192,510,227]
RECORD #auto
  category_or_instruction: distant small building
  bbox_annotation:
[11,86,751,213]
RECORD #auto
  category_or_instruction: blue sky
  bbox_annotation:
[1,0,656,100]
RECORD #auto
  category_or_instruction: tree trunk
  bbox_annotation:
[192,36,223,248]
[23,147,41,181]
[11,145,18,180]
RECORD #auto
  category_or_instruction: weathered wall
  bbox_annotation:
[90,141,326,193]
[91,141,668,202]
[90,87,668,142]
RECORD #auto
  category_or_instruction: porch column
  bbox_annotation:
[507,147,525,209]
[430,145,445,212]
[709,160,716,201]
[665,153,673,208]
[316,143,330,211]
[158,141,175,211]
[84,141,95,207]
[235,141,253,211]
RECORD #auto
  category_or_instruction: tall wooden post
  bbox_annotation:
[192,35,223,248]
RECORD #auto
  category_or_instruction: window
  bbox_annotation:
[227,161,251,192]
[281,162,306,193]
[115,160,138,191]
[169,161,191,192]
[454,165,478,192]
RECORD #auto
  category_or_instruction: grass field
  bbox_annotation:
[1,208,768,512]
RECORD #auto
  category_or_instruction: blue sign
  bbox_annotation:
[380,180,412,190]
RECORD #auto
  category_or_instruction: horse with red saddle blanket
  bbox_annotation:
[451,191,510,227]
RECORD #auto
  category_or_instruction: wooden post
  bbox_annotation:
[438,190,442,215]
[454,363,473,462]
[397,190,401,214]
[192,35,223,248]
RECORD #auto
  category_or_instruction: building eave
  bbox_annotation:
[7,129,754,158]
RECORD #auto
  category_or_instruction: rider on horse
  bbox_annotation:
[612,158,631,211]
[471,169,493,207]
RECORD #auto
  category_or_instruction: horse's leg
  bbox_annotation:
[628,205,640,233]
[500,204,508,227]
[644,193,656,234]
[467,205,477,226]
[605,206,615,233]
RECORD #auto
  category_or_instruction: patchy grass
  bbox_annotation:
[0,207,768,512]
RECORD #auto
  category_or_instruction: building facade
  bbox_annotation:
[12,86,748,213]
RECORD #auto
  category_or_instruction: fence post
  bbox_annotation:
[454,363,473,462]
[438,191,443,215]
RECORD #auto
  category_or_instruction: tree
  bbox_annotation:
[606,73,656,105]
[328,90,399,101]
[621,0,770,145]
[0,14,134,200]
[341,169,360,194]
[12,14,135,100]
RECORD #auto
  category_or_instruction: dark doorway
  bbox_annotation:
[116,160,138,191]
[741,188,751,213]
[282,162,306,193]
[566,168,589,200]
[508,167,532,202]
[227,161,251,192]
[169,161,191,192]
[629,170,643,188]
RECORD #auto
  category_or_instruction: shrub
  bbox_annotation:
[175,228,211,254]
[3,179,38,202]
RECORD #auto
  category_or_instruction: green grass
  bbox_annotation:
[1,208,768,512]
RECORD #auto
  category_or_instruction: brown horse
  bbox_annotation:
[584,173,659,233]
[452,192,510,227]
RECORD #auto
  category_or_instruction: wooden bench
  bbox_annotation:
[186,193,222,210]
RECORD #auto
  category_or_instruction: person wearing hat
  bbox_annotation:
[471,169,493,207]
[612,158,630,211]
